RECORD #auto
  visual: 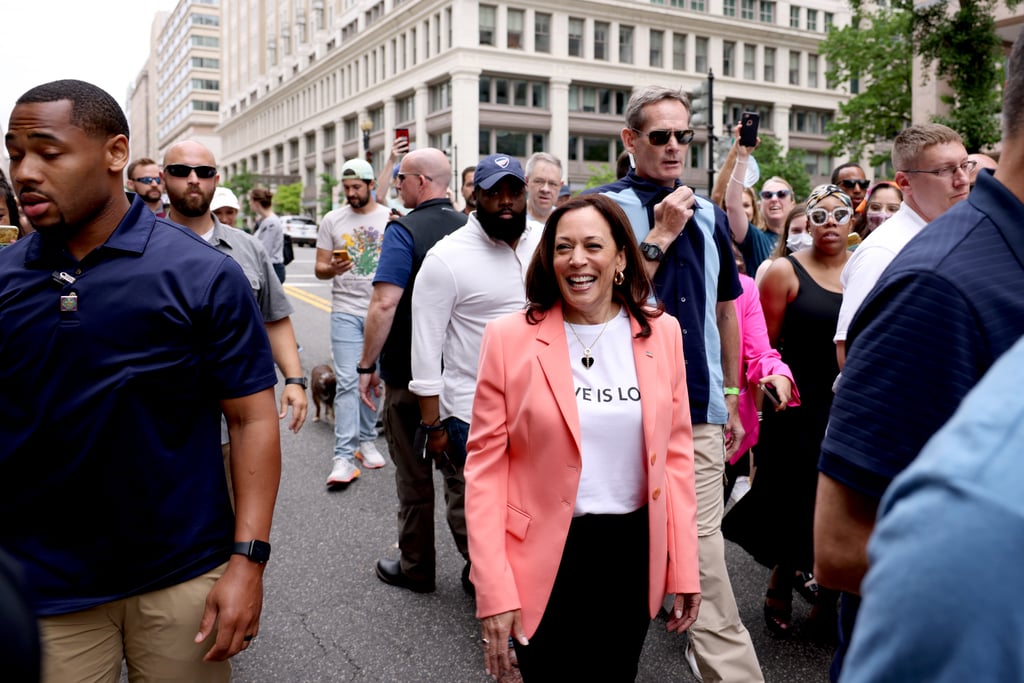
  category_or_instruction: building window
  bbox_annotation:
[695,36,709,73]
[495,79,509,104]
[824,12,834,29]
[191,35,219,47]
[583,137,613,162]
[508,9,524,49]
[759,1,775,23]
[323,125,336,148]
[789,6,800,28]
[568,17,584,57]
[396,94,415,123]
[691,0,706,11]
[808,53,819,88]
[650,29,664,68]
[481,77,549,109]
[532,82,548,108]
[764,47,776,82]
[802,150,831,176]
[723,0,736,16]
[191,100,219,111]
[479,5,496,46]
[617,25,634,64]
[741,0,755,20]
[190,78,220,91]
[807,9,818,31]
[429,81,451,111]
[722,41,735,77]
[344,117,358,141]
[535,12,551,53]
[479,129,543,157]
[191,57,220,68]
[594,21,609,60]
[672,33,686,70]
[789,51,800,85]
[743,44,756,79]
[567,85,631,115]
[479,76,491,103]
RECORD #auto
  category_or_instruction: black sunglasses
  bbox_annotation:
[132,176,160,185]
[633,128,695,146]
[838,179,870,191]
[164,164,217,179]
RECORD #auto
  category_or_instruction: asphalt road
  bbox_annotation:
[230,249,835,682]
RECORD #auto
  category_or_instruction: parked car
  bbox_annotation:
[281,215,318,247]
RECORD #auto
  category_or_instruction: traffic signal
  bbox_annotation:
[690,81,708,127]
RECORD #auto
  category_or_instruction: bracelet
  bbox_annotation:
[729,172,745,185]
[356,363,376,374]
[723,387,740,396]
[419,420,446,432]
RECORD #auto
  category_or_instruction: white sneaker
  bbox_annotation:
[685,636,703,681]
[326,458,360,486]
[356,440,386,469]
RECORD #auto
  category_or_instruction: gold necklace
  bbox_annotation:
[566,318,612,369]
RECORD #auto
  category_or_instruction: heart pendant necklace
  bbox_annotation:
[567,318,611,370]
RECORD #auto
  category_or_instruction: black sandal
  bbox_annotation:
[764,587,793,637]
[794,570,819,605]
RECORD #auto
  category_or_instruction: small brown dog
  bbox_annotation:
[310,364,337,423]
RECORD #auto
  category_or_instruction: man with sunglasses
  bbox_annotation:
[126,157,166,216]
[830,163,870,235]
[814,34,1024,679]
[357,147,468,594]
[833,124,969,368]
[590,85,761,683]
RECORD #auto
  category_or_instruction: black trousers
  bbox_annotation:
[514,505,650,682]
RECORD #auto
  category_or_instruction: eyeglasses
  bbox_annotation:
[164,164,217,179]
[838,179,870,191]
[132,176,161,185]
[396,172,432,183]
[632,128,695,146]
[760,189,792,200]
[807,207,853,226]
[900,160,977,178]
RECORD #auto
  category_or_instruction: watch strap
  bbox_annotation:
[284,377,307,388]
[356,363,377,375]
[232,539,271,563]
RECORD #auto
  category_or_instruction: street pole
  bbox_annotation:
[706,70,715,196]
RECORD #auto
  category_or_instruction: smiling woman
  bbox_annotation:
[464,194,702,681]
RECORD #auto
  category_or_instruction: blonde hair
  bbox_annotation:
[892,124,964,171]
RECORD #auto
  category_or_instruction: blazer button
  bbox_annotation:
[650,452,657,466]
[652,488,661,501]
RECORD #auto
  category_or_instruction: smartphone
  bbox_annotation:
[739,112,760,148]
[395,128,410,153]
[760,381,781,407]
[332,249,351,263]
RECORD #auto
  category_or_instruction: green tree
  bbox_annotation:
[319,173,337,215]
[273,183,303,215]
[584,163,616,190]
[752,135,812,201]
[914,0,1014,152]
[821,2,913,167]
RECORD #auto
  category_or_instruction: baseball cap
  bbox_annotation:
[211,186,240,211]
[341,158,375,181]
[474,154,526,190]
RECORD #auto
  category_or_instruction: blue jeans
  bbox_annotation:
[331,312,377,461]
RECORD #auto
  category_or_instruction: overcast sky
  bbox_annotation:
[2,0,178,150]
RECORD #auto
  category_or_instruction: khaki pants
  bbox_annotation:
[39,564,230,683]
[688,423,765,683]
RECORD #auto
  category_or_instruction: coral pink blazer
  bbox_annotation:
[464,304,699,638]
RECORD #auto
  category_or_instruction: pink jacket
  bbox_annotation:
[733,273,799,462]
[464,304,699,637]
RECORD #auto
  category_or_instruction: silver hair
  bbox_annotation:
[525,152,562,177]
[624,86,691,131]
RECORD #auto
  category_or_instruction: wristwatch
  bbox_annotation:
[356,363,377,375]
[640,241,664,262]
[284,377,307,389]
[233,539,271,564]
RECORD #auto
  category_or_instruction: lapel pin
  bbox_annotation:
[645,351,654,358]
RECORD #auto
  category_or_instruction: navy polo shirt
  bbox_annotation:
[0,197,277,616]
[820,170,1024,499]
[591,171,742,424]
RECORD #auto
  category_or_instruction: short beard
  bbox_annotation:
[477,207,526,244]
[171,191,212,218]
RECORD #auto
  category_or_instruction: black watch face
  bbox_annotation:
[641,242,662,261]
[250,541,271,563]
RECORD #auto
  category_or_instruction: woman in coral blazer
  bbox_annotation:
[464,195,701,682]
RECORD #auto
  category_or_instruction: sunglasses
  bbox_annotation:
[632,128,695,146]
[396,172,433,183]
[807,207,853,226]
[164,164,217,179]
[838,179,871,190]
[132,176,161,185]
[760,189,792,200]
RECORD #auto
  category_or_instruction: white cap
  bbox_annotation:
[211,186,240,211]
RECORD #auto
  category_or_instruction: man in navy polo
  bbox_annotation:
[0,79,281,681]
[814,30,1024,680]
[590,85,759,683]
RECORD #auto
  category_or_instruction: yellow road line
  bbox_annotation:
[284,285,331,312]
